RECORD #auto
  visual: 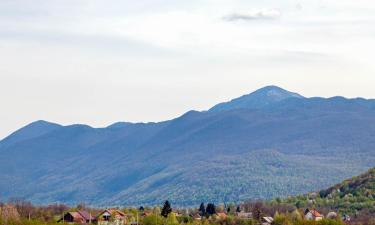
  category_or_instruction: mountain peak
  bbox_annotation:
[209,85,304,112]
[0,120,62,146]
[251,85,303,98]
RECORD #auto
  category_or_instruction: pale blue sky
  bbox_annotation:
[1,0,375,138]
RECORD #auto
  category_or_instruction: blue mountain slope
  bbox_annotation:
[0,86,374,206]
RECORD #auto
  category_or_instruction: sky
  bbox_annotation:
[1,0,375,139]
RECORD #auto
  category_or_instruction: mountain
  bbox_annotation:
[0,120,62,148]
[0,86,374,206]
[209,85,304,112]
[284,167,375,215]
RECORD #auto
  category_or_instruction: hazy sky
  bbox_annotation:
[1,0,375,139]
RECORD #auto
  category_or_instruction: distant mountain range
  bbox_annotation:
[0,86,374,206]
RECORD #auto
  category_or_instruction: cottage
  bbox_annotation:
[304,209,323,221]
[95,209,128,225]
[58,211,93,224]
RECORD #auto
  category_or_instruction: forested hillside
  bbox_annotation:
[283,167,375,216]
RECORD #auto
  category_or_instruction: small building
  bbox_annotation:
[261,217,274,225]
[95,209,128,225]
[58,211,93,224]
[304,209,323,221]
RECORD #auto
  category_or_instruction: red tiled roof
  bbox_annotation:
[311,210,323,217]
[143,212,152,216]
[77,211,93,221]
[70,212,84,220]
[97,209,126,219]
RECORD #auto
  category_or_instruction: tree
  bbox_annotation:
[206,203,216,216]
[76,202,86,210]
[161,201,172,218]
[166,213,179,225]
[139,206,145,211]
[153,207,161,216]
[291,209,302,221]
[199,203,206,216]
[236,206,241,213]
[143,214,163,225]
[252,201,264,221]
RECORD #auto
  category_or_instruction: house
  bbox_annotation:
[304,209,323,221]
[95,209,128,225]
[58,211,93,224]
[261,217,274,225]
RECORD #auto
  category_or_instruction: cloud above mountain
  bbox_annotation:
[1,0,375,139]
[223,9,281,22]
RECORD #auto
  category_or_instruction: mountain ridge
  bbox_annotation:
[1,86,375,206]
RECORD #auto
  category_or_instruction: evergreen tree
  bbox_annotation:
[206,203,216,216]
[199,203,206,216]
[236,206,241,213]
[161,200,172,218]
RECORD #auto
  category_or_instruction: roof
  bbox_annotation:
[143,212,152,216]
[189,213,201,219]
[97,209,126,219]
[262,217,274,223]
[306,209,323,217]
[311,210,323,217]
[69,212,84,220]
[77,211,93,221]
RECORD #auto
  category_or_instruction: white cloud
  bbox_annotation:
[223,9,281,21]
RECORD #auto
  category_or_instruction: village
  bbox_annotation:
[1,200,353,225]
